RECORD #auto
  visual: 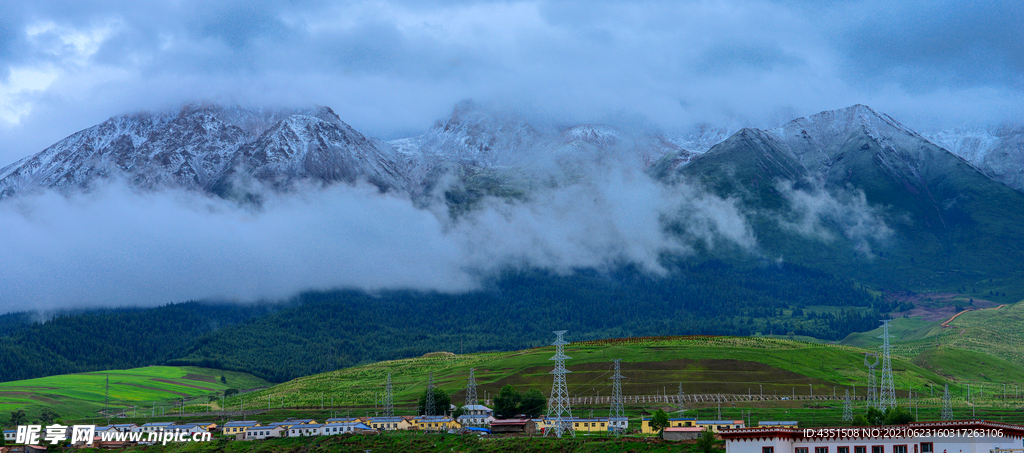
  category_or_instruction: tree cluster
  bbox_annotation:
[493,384,546,419]
[417,388,451,416]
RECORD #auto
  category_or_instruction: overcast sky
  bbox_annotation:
[1,0,1023,166]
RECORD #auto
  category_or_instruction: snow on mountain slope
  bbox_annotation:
[0,105,408,198]
[768,104,938,174]
[217,107,408,193]
[924,125,1024,192]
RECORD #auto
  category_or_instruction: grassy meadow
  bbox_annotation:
[0,366,269,422]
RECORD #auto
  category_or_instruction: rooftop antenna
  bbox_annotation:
[546,330,574,438]
[610,359,626,436]
[864,353,879,410]
[425,372,436,417]
[879,320,896,410]
[383,373,394,418]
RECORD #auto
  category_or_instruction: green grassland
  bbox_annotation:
[221,335,1015,415]
[0,366,269,422]
[841,299,1024,381]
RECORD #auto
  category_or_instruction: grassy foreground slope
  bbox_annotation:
[224,336,994,411]
[0,366,269,421]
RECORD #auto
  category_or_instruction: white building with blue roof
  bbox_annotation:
[320,422,373,435]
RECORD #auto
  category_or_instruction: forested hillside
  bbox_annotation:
[0,261,888,384]
[0,302,276,382]
[172,261,886,382]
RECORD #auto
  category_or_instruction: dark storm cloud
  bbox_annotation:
[830,0,1024,91]
[3,0,1024,312]
[1,1,1023,187]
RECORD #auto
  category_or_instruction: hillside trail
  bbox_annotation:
[940,304,1006,335]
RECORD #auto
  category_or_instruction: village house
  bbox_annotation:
[664,426,705,440]
[363,416,408,431]
[759,421,799,429]
[139,422,178,433]
[571,418,610,433]
[459,405,494,426]
[288,424,324,437]
[244,425,286,440]
[490,418,537,435]
[319,422,374,435]
[414,415,459,432]
[222,420,260,437]
[642,417,696,434]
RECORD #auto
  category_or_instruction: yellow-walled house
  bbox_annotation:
[695,420,745,432]
[641,417,697,434]
[571,418,610,433]
[223,420,260,436]
[413,416,459,431]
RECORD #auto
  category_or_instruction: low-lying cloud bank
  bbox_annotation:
[0,164,761,312]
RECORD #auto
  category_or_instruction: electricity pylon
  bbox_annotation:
[609,359,625,436]
[865,353,879,410]
[878,320,896,410]
[384,373,394,418]
[546,330,574,438]
[941,384,953,420]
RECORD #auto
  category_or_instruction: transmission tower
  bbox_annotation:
[425,372,436,416]
[941,384,953,420]
[676,381,685,412]
[609,359,625,435]
[383,372,394,418]
[842,389,853,422]
[546,330,574,438]
[864,353,879,410]
[466,368,479,408]
[878,320,896,410]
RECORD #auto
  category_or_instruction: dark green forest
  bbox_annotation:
[0,261,890,384]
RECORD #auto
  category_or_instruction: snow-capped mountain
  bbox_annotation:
[768,104,947,174]
[924,125,1024,192]
[388,100,543,167]
[0,104,408,198]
